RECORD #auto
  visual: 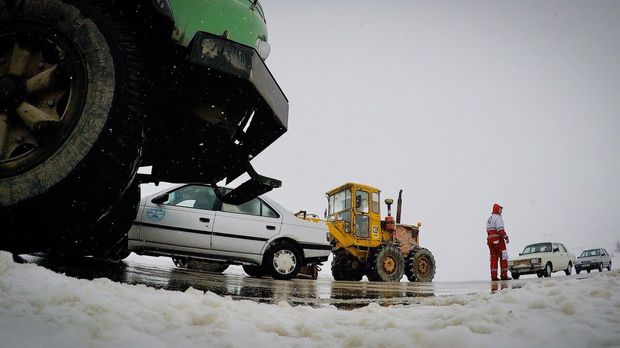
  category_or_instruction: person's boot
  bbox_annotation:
[491,276,499,281]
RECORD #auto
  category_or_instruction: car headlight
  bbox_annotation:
[531,258,541,264]
[256,39,271,60]
[508,261,514,267]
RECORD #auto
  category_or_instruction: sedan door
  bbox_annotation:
[138,185,217,252]
[211,197,282,255]
[554,243,569,270]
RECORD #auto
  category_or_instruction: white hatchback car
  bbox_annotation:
[508,242,576,279]
[128,184,332,280]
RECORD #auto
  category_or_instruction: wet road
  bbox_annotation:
[17,254,599,309]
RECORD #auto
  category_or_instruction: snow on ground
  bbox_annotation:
[1,251,619,348]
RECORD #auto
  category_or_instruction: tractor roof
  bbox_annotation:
[325,182,380,196]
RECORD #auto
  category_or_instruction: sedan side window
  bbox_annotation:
[162,185,216,210]
[222,198,261,215]
[261,201,279,218]
[221,198,280,218]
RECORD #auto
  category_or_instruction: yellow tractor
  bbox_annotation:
[323,183,436,282]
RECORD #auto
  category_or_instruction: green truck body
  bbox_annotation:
[0,0,288,255]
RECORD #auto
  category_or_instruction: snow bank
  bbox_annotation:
[1,251,619,348]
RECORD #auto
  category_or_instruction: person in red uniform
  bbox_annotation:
[487,203,510,281]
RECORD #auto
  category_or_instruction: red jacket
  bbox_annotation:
[486,203,506,241]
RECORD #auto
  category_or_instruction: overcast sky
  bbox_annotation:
[146,0,620,281]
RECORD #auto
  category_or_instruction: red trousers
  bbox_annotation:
[488,238,508,280]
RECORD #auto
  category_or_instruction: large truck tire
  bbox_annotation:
[0,0,146,253]
[90,178,140,261]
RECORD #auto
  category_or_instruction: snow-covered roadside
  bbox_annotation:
[1,252,619,348]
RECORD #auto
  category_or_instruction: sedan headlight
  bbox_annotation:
[531,258,541,264]
[256,39,271,60]
[508,260,514,267]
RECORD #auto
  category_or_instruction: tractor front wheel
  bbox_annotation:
[331,252,364,281]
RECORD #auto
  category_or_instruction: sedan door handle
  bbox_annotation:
[199,217,210,223]
[266,225,276,230]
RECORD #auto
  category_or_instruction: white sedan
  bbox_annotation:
[575,248,612,274]
[128,184,332,280]
[508,242,576,279]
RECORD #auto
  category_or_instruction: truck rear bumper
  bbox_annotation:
[189,31,288,134]
[143,32,288,197]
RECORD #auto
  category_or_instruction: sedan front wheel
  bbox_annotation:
[564,262,572,276]
[544,262,553,277]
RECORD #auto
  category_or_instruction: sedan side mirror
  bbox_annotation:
[151,193,169,205]
[519,253,522,256]
[553,248,559,252]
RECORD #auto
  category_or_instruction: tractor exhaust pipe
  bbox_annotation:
[396,189,403,224]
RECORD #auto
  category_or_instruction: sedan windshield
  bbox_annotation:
[580,249,600,258]
[522,243,552,255]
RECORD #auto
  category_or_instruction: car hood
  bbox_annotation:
[510,252,552,261]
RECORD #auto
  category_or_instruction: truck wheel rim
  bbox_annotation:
[0,24,86,178]
[273,250,296,274]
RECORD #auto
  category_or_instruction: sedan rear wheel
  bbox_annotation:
[172,257,189,269]
[511,271,520,280]
[598,262,603,272]
[608,262,612,271]
[243,264,266,278]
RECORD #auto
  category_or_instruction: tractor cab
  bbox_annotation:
[326,183,384,243]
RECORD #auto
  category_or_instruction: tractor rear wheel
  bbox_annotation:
[366,243,404,282]
[331,252,364,281]
[405,247,436,282]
